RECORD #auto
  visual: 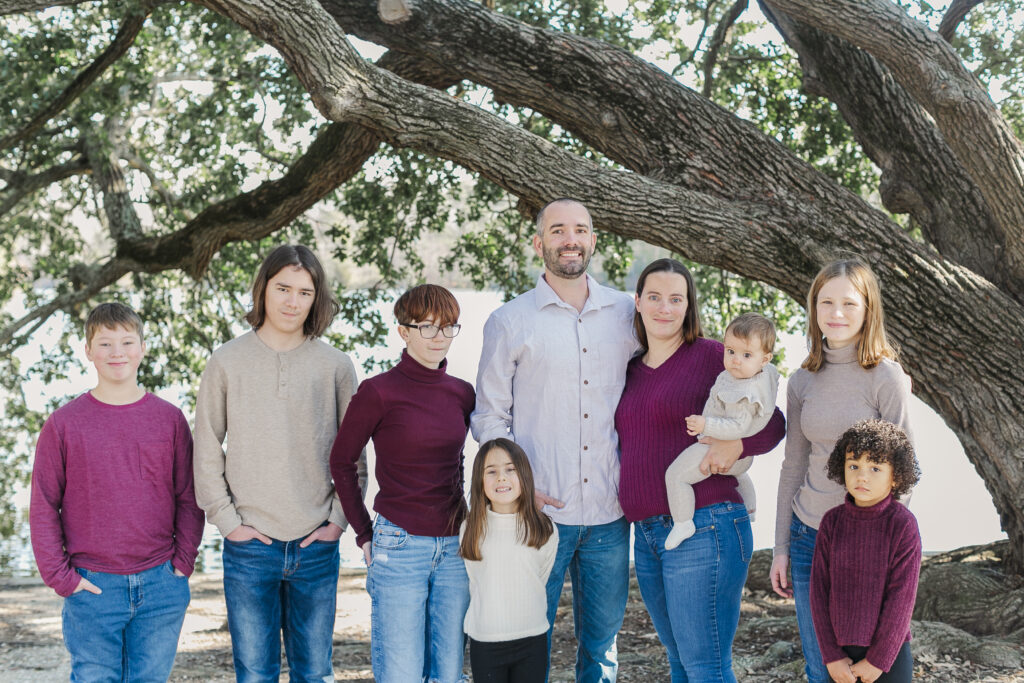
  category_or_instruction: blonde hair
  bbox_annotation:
[803,258,898,372]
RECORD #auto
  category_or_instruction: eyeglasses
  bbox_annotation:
[401,323,462,339]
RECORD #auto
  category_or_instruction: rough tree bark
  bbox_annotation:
[280,0,1024,573]
[2,0,1022,572]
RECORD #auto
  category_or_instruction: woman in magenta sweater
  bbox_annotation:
[615,258,785,682]
[330,284,475,683]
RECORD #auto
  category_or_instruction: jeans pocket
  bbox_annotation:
[162,561,187,578]
[733,515,753,563]
[373,523,408,550]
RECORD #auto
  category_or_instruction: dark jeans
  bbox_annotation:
[829,642,913,683]
[470,633,548,683]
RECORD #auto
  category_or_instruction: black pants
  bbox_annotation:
[469,633,548,683]
[829,642,913,683]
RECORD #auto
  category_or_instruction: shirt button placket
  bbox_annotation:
[278,357,288,399]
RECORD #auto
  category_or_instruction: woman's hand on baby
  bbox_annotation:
[685,414,705,436]
[698,437,742,474]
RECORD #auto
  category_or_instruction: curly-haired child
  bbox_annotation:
[810,419,922,683]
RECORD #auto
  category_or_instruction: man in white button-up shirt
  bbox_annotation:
[472,199,639,682]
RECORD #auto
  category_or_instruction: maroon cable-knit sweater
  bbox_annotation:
[330,350,475,548]
[810,493,922,671]
[615,337,785,522]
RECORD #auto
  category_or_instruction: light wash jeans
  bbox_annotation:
[62,559,190,682]
[367,515,470,683]
[222,533,340,683]
[633,503,752,683]
[544,516,630,683]
[789,516,828,683]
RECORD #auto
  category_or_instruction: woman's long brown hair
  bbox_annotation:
[460,438,554,562]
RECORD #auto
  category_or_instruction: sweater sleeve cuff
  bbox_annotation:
[355,529,372,549]
[818,641,847,666]
[210,509,243,539]
[171,552,196,578]
[865,636,905,673]
[54,569,82,598]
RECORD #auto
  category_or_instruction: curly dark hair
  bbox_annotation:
[826,419,920,497]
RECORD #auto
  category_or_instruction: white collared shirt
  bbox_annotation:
[471,274,640,525]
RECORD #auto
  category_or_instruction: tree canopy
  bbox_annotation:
[1,0,1023,572]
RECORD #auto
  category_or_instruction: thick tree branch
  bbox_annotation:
[758,1,1018,302]
[83,135,144,243]
[0,6,154,153]
[938,0,983,42]
[187,0,1024,574]
[702,0,748,98]
[322,0,1024,303]
[0,157,89,217]
[763,0,1024,279]
[0,50,457,351]
[0,0,85,14]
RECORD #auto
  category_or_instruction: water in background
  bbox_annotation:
[2,289,1006,577]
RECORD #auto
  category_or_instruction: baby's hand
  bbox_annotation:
[685,415,705,436]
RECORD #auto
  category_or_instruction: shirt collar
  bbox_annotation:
[534,272,618,313]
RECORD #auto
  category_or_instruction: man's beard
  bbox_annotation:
[543,245,592,279]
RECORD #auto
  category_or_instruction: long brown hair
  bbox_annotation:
[244,245,339,338]
[460,439,554,562]
[633,258,703,351]
[803,258,898,372]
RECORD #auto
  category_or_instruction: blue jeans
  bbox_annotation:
[633,504,752,683]
[544,516,629,683]
[222,534,340,683]
[366,515,469,683]
[62,559,190,682]
[789,516,828,683]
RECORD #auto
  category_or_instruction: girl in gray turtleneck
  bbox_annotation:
[769,259,913,683]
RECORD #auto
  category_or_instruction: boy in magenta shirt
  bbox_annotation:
[30,302,205,681]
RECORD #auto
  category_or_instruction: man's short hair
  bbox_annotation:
[85,302,143,346]
[534,198,592,236]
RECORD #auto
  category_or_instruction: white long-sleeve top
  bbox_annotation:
[461,509,559,642]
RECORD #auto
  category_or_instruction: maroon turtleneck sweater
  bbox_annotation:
[811,493,922,671]
[330,350,475,548]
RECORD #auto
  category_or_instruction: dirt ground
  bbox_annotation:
[2,568,1022,682]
